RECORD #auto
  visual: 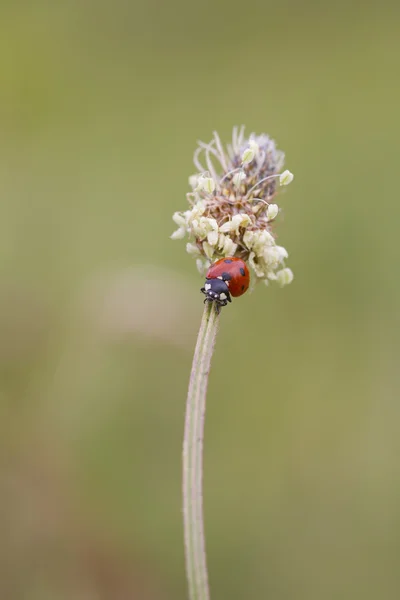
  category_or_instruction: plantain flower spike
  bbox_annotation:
[171,126,294,288]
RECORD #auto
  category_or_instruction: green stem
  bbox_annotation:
[183,302,220,600]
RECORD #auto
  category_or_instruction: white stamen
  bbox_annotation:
[220,167,244,184]
[237,125,245,147]
[245,174,280,199]
[232,126,238,153]
[213,131,228,171]
[193,146,206,172]
[205,148,219,183]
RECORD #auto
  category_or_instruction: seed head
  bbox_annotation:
[171,126,294,287]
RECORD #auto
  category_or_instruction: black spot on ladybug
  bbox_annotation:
[240,267,246,276]
[241,285,245,291]
[221,271,232,281]
[224,259,233,263]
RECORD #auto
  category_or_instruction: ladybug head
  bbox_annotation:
[201,277,232,309]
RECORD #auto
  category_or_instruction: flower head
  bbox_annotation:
[171,126,294,287]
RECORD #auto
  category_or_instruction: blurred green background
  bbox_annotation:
[1,0,400,598]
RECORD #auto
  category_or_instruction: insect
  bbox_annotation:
[201,257,250,311]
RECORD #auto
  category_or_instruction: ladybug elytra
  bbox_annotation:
[201,257,250,311]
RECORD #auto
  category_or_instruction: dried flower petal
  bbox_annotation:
[186,242,201,256]
[196,258,209,274]
[173,212,187,227]
[207,229,219,246]
[202,241,215,259]
[171,227,186,240]
[222,237,237,256]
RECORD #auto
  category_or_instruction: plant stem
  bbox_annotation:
[183,302,220,600]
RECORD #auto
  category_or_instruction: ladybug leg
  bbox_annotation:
[215,298,227,314]
[215,298,228,312]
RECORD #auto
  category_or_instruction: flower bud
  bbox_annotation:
[249,252,265,278]
[232,171,246,186]
[194,175,205,192]
[201,177,216,194]
[187,202,206,224]
[191,216,218,239]
[243,230,255,249]
[171,227,186,240]
[196,258,208,275]
[280,170,294,186]
[276,246,288,261]
[186,242,200,256]
[189,174,200,189]
[219,221,232,233]
[222,237,238,256]
[266,271,278,281]
[217,233,237,256]
[266,203,279,221]
[207,229,219,246]
[220,213,251,234]
[202,241,215,259]
[242,147,255,165]
[276,268,294,286]
[172,212,186,227]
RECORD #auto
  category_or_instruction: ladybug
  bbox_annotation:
[201,257,250,311]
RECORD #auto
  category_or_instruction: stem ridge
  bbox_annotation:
[183,303,220,600]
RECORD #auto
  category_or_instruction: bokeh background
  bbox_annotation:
[1,0,400,598]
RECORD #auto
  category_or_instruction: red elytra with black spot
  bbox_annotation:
[206,257,250,297]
